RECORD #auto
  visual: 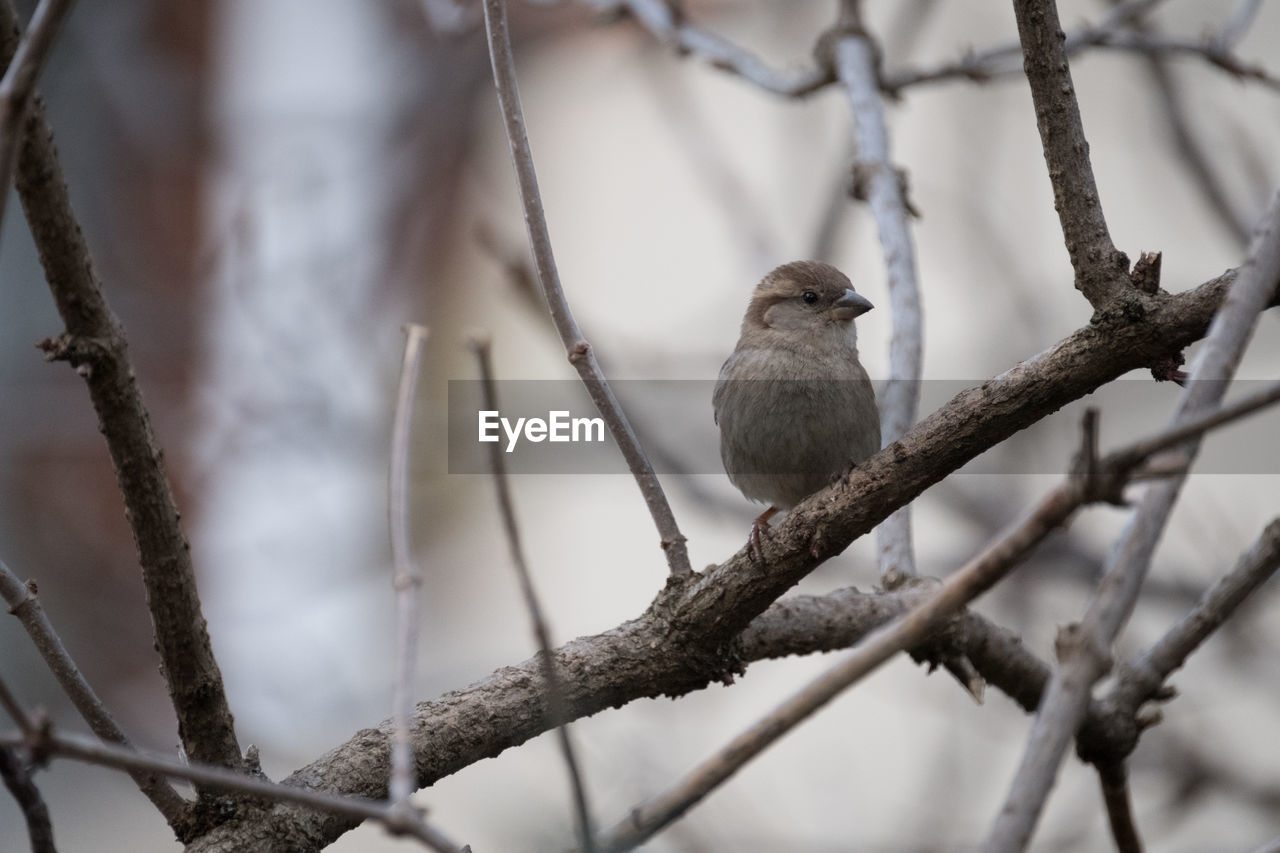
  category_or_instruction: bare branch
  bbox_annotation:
[883,2,1280,94]
[481,0,692,577]
[0,743,57,853]
[0,728,467,853]
[1013,0,1129,308]
[593,0,833,97]
[1096,517,1280,731]
[983,190,1280,853]
[469,332,596,853]
[184,264,1265,851]
[1097,761,1144,853]
[0,0,73,246]
[0,561,187,827]
[0,0,242,777]
[1141,53,1253,248]
[833,1,925,585]
[388,324,429,813]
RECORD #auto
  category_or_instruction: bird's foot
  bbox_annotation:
[748,507,779,562]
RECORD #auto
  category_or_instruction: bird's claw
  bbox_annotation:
[747,506,780,562]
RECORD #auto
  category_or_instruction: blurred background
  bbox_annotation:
[1,0,1278,850]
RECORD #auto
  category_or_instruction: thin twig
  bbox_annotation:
[0,0,74,247]
[0,743,57,853]
[0,562,186,825]
[388,324,429,813]
[982,190,1280,853]
[834,1,924,585]
[0,675,34,734]
[595,384,1280,852]
[591,0,834,97]
[1097,761,1144,853]
[0,727,467,853]
[882,1,1280,94]
[0,0,243,777]
[1013,0,1129,308]
[469,332,596,852]
[1099,517,1280,723]
[1142,51,1252,248]
[481,0,692,577]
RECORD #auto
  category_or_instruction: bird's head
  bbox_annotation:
[742,261,874,337]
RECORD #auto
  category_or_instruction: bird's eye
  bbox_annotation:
[801,291,819,304]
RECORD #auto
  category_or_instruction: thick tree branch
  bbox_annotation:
[482,0,692,577]
[0,0,242,783]
[184,257,1274,851]
[1013,0,1130,308]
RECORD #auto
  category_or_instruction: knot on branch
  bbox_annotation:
[1070,408,1128,506]
[813,15,876,81]
[36,332,111,371]
[848,163,920,218]
[1075,676,1172,767]
[645,570,746,688]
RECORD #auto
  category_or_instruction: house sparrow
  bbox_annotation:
[713,261,879,559]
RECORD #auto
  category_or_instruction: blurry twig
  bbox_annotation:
[882,1,1280,94]
[1112,0,1255,247]
[388,324,429,815]
[0,742,57,853]
[469,332,596,853]
[644,58,780,272]
[1216,0,1262,51]
[1094,516,1280,735]
[0,560,187,825]
[0,0,73,247]
[590,0,833,97]
[1097,761,1143,853]
[0,722,468,853]
[983,191,1280,853]
[834,1,924,586]
[482,0,693,577]
[417,0,481,35]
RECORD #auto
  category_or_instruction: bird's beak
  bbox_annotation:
[830,288,874,321]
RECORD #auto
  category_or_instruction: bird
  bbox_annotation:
[713,260,880,560]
